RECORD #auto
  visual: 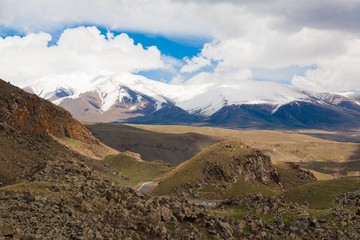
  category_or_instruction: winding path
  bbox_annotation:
[137,181,158,194]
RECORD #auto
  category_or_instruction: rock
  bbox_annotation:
[218,221,234,239]
[160,206,173,222]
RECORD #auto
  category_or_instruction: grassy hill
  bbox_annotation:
[87,124,360,170]
[283,177,360,209]
[98,153,171,188]
[152,140,317,198]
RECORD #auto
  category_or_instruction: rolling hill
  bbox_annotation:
[87,124,360,175]
[153,140,316,198]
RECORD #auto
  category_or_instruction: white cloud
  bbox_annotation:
[1,0,360,92]
[189,28,347,69]
[180,55,211,73]
[181,27,359,92]
[185,65,253,85]
[292,39,360,92]
[0,26,164,85]
[0,0,211,37]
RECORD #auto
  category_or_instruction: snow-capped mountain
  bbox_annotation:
[22,72,360,129]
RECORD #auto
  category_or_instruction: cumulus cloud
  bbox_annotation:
[0,26,164,85]
[1,0,360,92]
[292,39,360,92]
[180,55,211,73]
[185,65,253,85]
[174,0,360,33]
[0,0,211,37]
[180,27,359,92]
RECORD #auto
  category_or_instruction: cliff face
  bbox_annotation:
[0,80,98,144]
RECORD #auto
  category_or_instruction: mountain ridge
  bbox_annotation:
[20,73,360,130]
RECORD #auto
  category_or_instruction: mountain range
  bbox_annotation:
[22,72,360,130]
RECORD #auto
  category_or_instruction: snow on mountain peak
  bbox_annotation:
[23,72,312,116]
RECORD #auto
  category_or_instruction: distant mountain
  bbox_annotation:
[22,72,360,130]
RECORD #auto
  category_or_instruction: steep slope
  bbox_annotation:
[22,72,206,123]
[1,80,97,143]
[153,140,315,197]
[0,79,115,185]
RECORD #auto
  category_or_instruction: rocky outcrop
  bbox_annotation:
[0,80,98,144]
[0,79,114,186]
[220,193,360,239]
[286,162,317,184]
[335,189,360,207]
[202,146,281,186]
[0,157,246,240]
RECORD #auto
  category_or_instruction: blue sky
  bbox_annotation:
[0,22,326,89]
[0,22,315,84]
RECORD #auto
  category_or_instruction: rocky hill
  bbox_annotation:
[0,79,115,185]
[153,140,316,197]
[0,79,97,143]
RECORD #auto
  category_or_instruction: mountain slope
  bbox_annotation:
[0,79,115,185]
[1,79,98,143]
[21,72,360,129]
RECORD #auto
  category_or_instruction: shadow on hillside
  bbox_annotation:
[301,131,360,143]
[86,123,219,166]
[349,145,360,161]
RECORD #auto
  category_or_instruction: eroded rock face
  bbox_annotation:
[286,162,317,185]
[203,149,281,186]
[0,80,98,144]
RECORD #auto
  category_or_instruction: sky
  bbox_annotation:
[0,0,360,93]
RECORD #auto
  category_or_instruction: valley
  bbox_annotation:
[87,123,360,172]
[1,80,359,239]
[2,1,360,239]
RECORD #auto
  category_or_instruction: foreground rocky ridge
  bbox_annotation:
[1,158,359,239]
[0,158,243,239]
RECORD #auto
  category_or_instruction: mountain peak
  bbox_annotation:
[21,73,360,129]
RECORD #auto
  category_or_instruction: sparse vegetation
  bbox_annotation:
[283,178,360,209]
[102,153,171,188]
[87,123,360,166]
[1,80,360,239]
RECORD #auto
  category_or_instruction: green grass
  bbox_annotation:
[210,204,248,220]
[223,179,280,198]
[153,140,280,196]
[307,209,333,219]
[283,177,360,209]
[281,212,298,224]
[103,153,171,188]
